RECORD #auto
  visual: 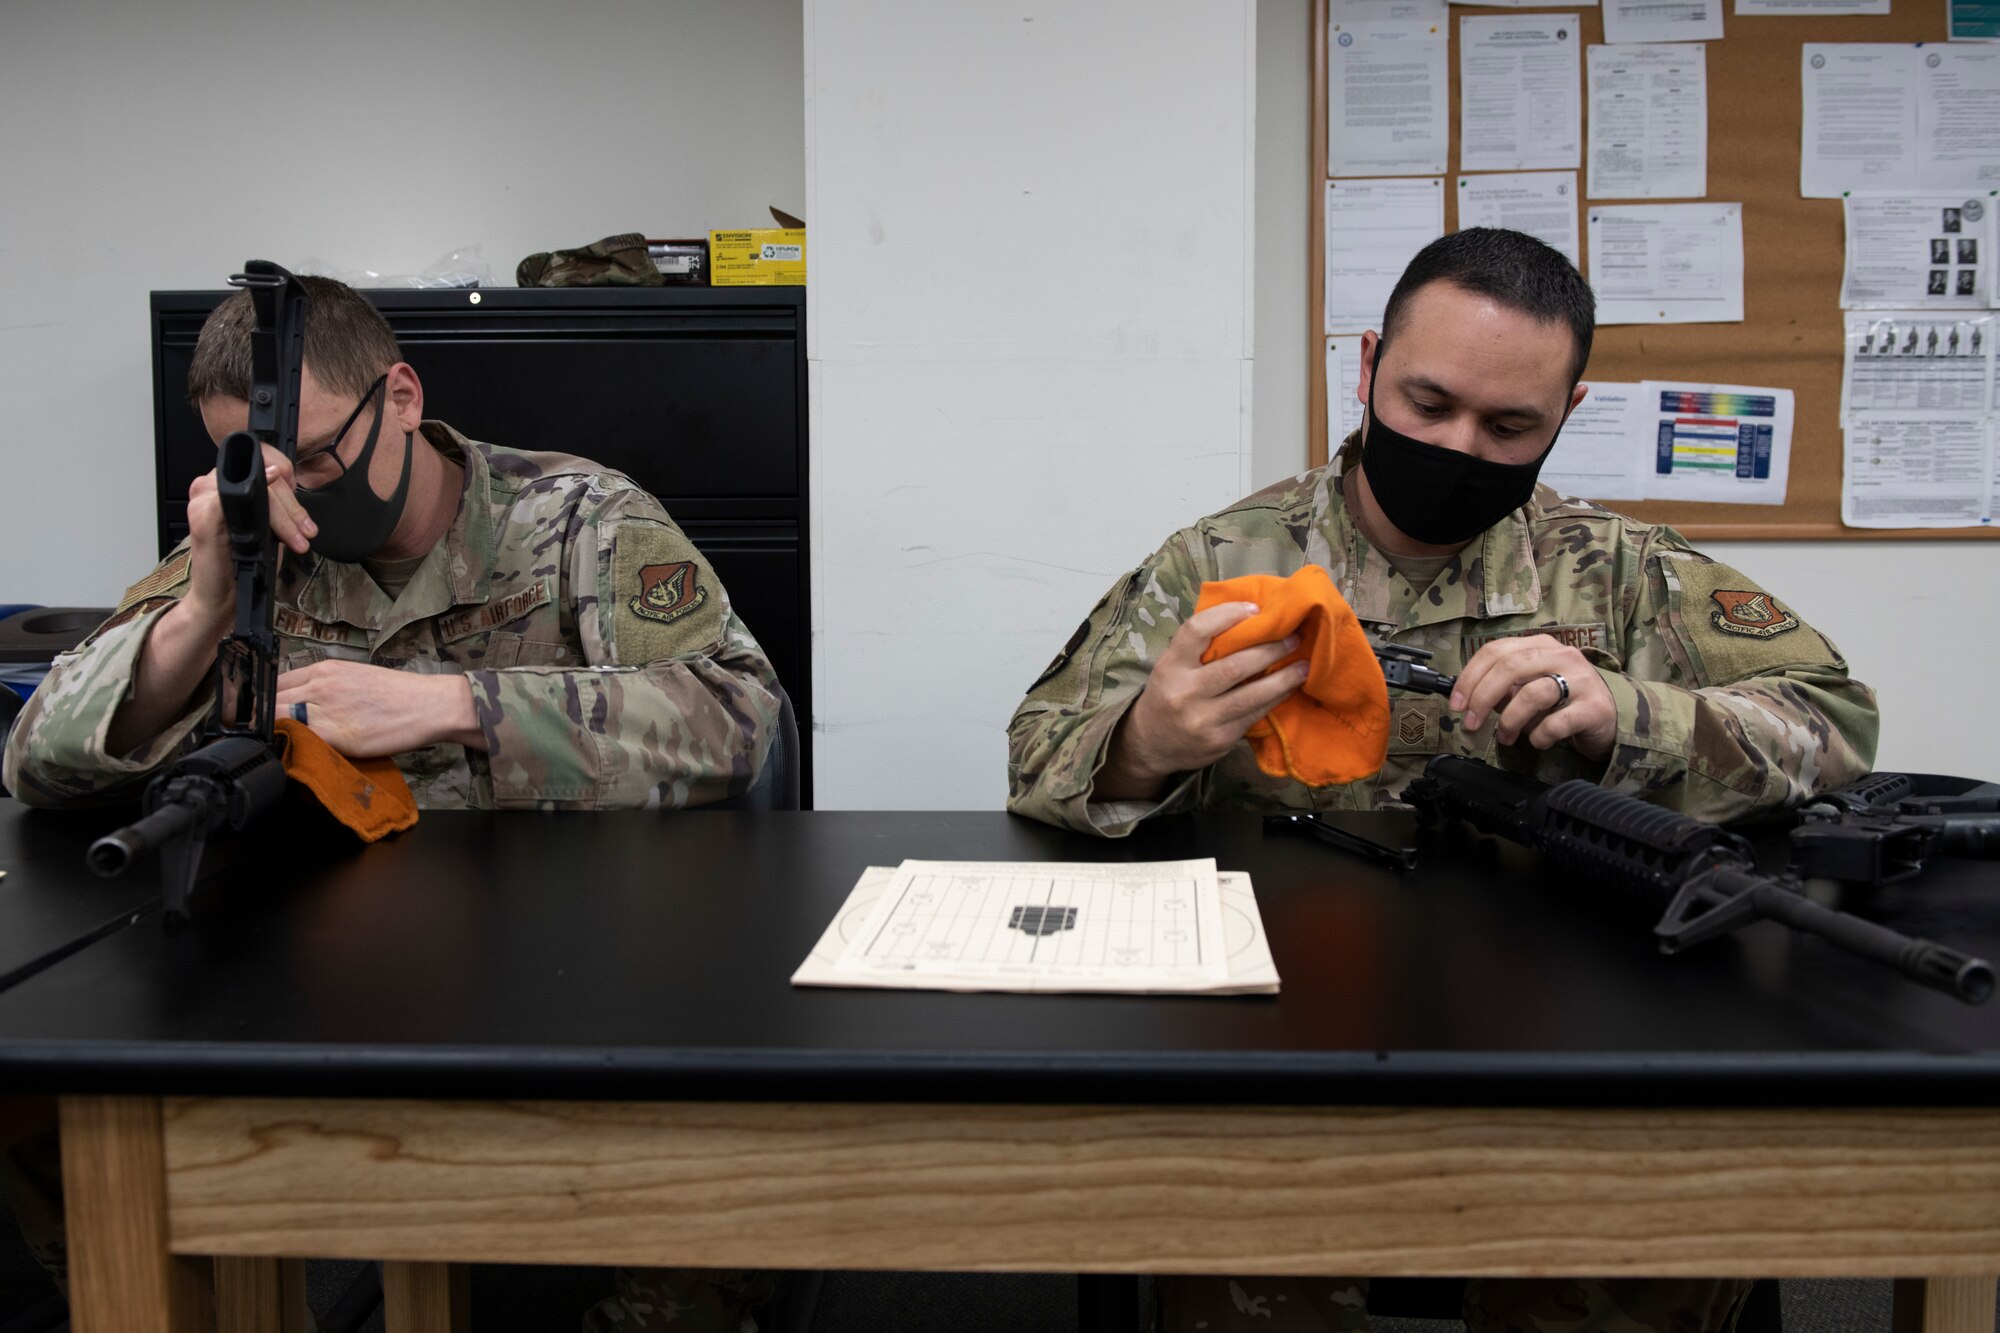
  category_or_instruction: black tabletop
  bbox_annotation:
[0,802,161,993]
[2,802,1998,1104]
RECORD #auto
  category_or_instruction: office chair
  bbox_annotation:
[710,685,801,812]
[0,688,20,799]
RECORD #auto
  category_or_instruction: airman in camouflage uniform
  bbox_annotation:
[1010,232,1868,1333]
[3,421,780,810]
[0,275,783,1333]
[1006,434,1876,834]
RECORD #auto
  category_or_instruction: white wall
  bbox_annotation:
[0,0,803,606]
[1248,0,2000,777]
[806,0,1260,809]
[1255,0,1312,493]
[7,1,1985,791]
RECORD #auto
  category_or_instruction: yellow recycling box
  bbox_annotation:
[708,228,806,286]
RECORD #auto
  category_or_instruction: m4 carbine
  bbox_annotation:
[1401,754,1993,1004]
[87,261,308,920]
[1790,771,2000,885]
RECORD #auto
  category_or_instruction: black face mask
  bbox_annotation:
[296,375,413,563]
[1358,342,1567,547]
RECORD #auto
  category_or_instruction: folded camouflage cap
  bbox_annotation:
[516,232,662,287]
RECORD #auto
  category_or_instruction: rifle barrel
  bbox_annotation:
[88,801,202,878]
[1739,873,1995,1003]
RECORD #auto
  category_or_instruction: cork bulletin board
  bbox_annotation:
[1308,0,1996,540]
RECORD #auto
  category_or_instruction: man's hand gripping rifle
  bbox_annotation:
[87,262,309,919]
[1402,754,1994,1003]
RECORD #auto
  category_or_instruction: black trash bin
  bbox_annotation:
[0,607,112,696]
[0,607,112,792]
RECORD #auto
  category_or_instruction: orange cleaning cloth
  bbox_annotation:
[1194,565,1391,788]
[273,718,419,843]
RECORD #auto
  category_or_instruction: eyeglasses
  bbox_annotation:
[294,374,387,491]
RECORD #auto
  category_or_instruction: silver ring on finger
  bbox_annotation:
[1545,672,1570,709]
[290,701,309,725]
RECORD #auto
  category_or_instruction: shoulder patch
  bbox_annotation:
[116,550,192,615]
[1029,618,1093,692]
[1709,589,1799,639]
[1658,555,1841,685]
[607,523,727,664]
[631,561,707,626]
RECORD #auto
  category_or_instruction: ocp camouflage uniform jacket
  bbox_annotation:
[1007,440,1879,835]
[4,423,781,811]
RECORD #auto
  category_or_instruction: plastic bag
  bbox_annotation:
[293,244,491,289]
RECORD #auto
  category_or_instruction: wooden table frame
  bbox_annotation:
[59,1095,2000,1333]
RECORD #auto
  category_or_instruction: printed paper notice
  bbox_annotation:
[1738,0,1884,15]
[1843,312,1996,419]
[1642,381,1793,504]
[1842,193,1994,310]
[1587,44,1708,199]
[792,862,1280,995]
[1843,418,1995,527]
[1543,381,1651,499]
[1457,172,1581,265]
[1329,20,1450,176]
[1840,312,1998,528]
[1604,0,1721,44]
[1327,336,1367,455]
[1334,0,1448,20]
[1459,15,1583,172]
[1588,203,1744,324]
[1801,45,2000,198]
[1325,178,1444,333]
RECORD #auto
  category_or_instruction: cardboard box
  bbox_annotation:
[708,227,806,286]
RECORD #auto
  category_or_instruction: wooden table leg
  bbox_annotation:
[383,1261,469,1333]
[1892,1277,1998,1333]
[215,1257,308,1333]
[59,1095,213,1333]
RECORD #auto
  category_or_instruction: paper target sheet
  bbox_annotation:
[793,861,1279,995]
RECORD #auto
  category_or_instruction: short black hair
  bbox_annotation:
[1381,228,1595,386]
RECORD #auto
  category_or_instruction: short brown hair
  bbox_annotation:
[186,274,403,403]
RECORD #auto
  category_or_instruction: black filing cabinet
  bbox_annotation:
[150,286,811,798]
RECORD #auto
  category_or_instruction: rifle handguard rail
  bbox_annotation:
[1406,754,1993,1004]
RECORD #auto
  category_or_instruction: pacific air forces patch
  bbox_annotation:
[631,561,707,626]
[1658,554,1840,685]
[609,522,727,665]
[1709,589,1799,639]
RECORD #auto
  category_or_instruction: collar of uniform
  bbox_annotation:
[283,420,491,631]
[286,548,390,631]
[1331,428,1546,626]
[1415,500,1543,625]
[422,420,498,609]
